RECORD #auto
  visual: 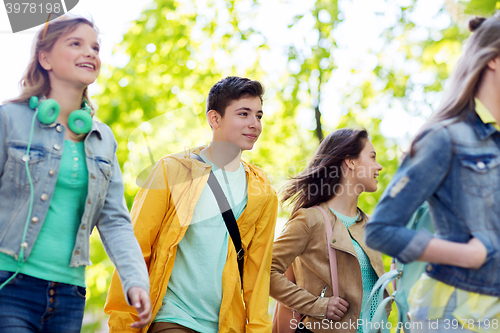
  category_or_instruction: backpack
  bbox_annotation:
[362,202,433,333]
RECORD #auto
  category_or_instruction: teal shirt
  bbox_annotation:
[0,140,88,287]
[154,154,248,333]
[330,209,379,332]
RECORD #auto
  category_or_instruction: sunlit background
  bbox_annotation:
[1,0,498,331]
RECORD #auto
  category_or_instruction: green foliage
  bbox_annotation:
[83,233,113,332]
[463,0,500,15]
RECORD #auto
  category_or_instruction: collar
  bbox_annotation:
[468,108,498,141]
[186,146,251,174]
[475,98,500,131]
[88,120,103,140]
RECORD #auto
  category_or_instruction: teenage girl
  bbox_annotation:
[365,14,500,332]
[0,15,151,332]
[270,129,389,333]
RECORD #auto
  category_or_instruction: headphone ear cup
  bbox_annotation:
[37,99,60,124]
[68,110,92,134]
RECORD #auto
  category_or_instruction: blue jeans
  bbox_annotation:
[0,270,86,333]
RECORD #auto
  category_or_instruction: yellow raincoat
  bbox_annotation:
[105,147,278,333]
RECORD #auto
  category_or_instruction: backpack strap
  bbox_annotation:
[191,153,245,284]
[312,206,339,297]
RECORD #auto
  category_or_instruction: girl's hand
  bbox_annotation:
[326,296,349,321]
[128,286,152,328]
[466,238,487,269]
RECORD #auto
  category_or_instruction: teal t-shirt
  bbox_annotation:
[330,208,379,333]
[0,140,88,287]
[153,154,248,333]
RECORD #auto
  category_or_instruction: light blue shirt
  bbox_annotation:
[331,208,379,333]
[154,153,247,333]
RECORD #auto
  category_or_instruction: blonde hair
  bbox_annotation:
[411,13,500,153]
[7,15,99,115]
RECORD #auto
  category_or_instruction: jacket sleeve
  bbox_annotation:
[270,209,329,318]
[105,159,170,333]
[243,187,278,333]
[97,146,149,296]
[365,125,453,263]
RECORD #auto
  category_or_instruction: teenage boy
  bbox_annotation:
[105,76,278,333]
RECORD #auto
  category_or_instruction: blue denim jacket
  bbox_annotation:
[0,102,149,295]
[365,110,500,297]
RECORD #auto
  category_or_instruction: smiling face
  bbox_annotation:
[210,95,263,151]
[39,23,101,90]
[351,140,383,193]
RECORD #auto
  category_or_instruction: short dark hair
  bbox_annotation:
[206,76,264,117]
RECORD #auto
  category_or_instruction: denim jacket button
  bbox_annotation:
[53,144,60,151]
[49,170,55,176]
[477,161,486,170]
[80,225,86,230]
[31,217,39,224]
[74,250,80,255]
[56,125,63,133]
[40,193,48,201]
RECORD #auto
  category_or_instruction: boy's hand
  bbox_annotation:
[128,286,152,328]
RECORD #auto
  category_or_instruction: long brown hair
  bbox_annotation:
[6,15,98,114]
[411,13,500,153]
[282,128,369,215]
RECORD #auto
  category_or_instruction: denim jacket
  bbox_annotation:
[0,102,149,295]
[365,110,500,297]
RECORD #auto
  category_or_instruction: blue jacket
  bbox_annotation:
[365,110,500,297]
[0,102,149,296]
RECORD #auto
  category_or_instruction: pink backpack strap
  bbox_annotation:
[313,206,339,297]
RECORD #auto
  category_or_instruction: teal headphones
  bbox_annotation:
[0,96,93,290]
[29,96,93,134]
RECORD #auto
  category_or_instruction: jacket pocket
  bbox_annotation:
[7,146,46,188]
[95,158,112,204]
[460,154,500,197]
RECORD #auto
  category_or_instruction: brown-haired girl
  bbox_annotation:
[270,128,388,333]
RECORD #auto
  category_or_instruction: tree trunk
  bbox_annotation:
[314,104,323,142]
